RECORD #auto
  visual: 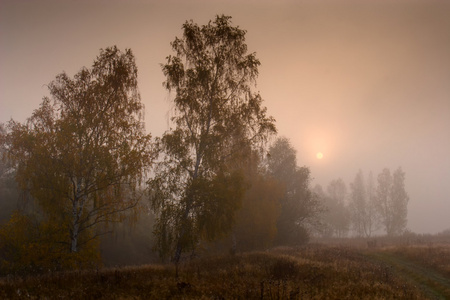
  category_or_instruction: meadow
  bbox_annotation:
[2,240,449,299]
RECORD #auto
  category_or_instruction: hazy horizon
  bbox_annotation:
[1,0,449,234]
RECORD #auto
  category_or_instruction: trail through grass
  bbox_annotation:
[368,251,450,300]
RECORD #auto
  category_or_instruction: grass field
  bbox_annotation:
[367,246,450,299]
[1,243,449,299]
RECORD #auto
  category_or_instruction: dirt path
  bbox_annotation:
[368,251,450,300]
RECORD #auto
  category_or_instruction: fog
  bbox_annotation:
[1,0,449,234]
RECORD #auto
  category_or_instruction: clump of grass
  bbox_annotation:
[268,255,301,280]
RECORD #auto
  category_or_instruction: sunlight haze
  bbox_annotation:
[1,0,449,234]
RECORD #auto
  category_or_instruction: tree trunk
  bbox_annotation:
[173,200,192,264]
[173,163,200,265]
[71,198,80,253]
[174,240,183,264]
[230,231,237,255]
[71,178,84,253]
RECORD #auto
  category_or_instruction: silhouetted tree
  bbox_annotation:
[376,167,409,236]
[267,137,322,245]
[349,170,378,237]
[321,179,350,238]
[0,124,20,223]
[365,171,380,234]
[149,15,276,265]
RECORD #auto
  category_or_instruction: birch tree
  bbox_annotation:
[324,178,350,238]
[349,170,378,237]
[376,167,409,236]
[5,46,153,258]
[149,15,276,264]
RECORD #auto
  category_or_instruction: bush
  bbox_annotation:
[0,211,100,276]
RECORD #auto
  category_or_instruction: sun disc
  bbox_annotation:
[316,152,323,159]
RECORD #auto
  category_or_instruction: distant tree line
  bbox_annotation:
[314,167,409,238]
[0,15,409,276]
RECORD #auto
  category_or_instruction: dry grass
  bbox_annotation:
[0,244,431,299]
[368,245,450,299]
[385,245,450,278]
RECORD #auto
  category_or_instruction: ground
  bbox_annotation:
[1,241,449,299]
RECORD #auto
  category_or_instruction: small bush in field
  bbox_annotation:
[268,256,300,280]
[0,211,101,276]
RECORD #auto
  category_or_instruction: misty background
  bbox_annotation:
[1,0,449,234]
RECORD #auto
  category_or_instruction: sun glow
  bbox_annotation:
[316,152,323,159]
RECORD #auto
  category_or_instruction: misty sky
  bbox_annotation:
[1,0,449,234]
